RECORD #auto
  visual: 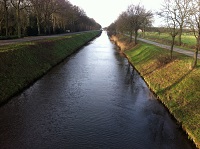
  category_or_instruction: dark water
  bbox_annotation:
[0,32,195,149]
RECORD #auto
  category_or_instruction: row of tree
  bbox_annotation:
[107,4,153,44]
[107,0,200,68]
[0,0,101,38]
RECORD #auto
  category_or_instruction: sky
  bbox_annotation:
[69,0,164,27]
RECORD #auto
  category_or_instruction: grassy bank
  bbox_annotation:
[0,31,101,104]
[111,34,200,148]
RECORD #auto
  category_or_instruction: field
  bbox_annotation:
[141,32,196,51]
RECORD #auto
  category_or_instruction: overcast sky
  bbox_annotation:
[69,0,164,27]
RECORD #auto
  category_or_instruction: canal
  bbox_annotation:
[0,31,195,149]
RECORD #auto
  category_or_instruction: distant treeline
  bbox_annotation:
[0,0,101,38]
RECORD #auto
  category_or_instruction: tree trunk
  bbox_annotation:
[0,22,2,35]
[4,1,8,36]
[16,7,21,38]
[142,26,145,38]
[129,31,133,42]
[178,27,183,46]
[36,14,41,35]
[171,36,175,59]
[193,37,200,68]
[134,29,138,44]
[193,47,198,68]
[52,15,56,34]
[44,15,47,34]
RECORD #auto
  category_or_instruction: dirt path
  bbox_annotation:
[138,38,200,59]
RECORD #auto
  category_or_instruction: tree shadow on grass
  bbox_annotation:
[157,68,194,94]
[143,56,177,76]
[143,64,164,76]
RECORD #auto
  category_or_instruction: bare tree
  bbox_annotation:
[174,0,191,46]
[126,4,153,43]
[141,13,153,38]
[188,0,200,68]
[11,0,30,37]
[30,0,43,35]
[158,0,179,59]
[0,1,4,35]
[116,11,129,34]
[0,0,9,36]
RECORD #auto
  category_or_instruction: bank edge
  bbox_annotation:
[0,31,101,105]
[110,34,199,149]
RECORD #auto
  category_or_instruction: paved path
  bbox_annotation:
[0,31,93,46]
[124,33,199,59]
[138,38,200,59]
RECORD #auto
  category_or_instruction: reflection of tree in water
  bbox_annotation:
[125,62,139,92]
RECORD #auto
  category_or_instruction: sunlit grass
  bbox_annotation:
[125,41,200,148]
[0,42,36,52]
[44,35,72,41]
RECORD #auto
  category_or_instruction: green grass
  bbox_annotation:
[142,32,196,51]
[0,31,101,103]
[121,40,200,148]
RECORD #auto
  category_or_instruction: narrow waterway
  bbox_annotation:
[0,32,195,149]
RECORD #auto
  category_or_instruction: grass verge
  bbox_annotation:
[0,31,101,104]
[111,34,200,148]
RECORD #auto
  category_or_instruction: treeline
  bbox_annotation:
[108,0,200,68]
[0,0,101,38]
[107,4,153,44]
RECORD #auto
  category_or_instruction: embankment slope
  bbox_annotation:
[0,31,101,104]
[111,34,200,148]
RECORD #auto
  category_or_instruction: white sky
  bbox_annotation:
[69,0,164,27]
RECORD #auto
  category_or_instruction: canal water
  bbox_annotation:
[0,32,195,149]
